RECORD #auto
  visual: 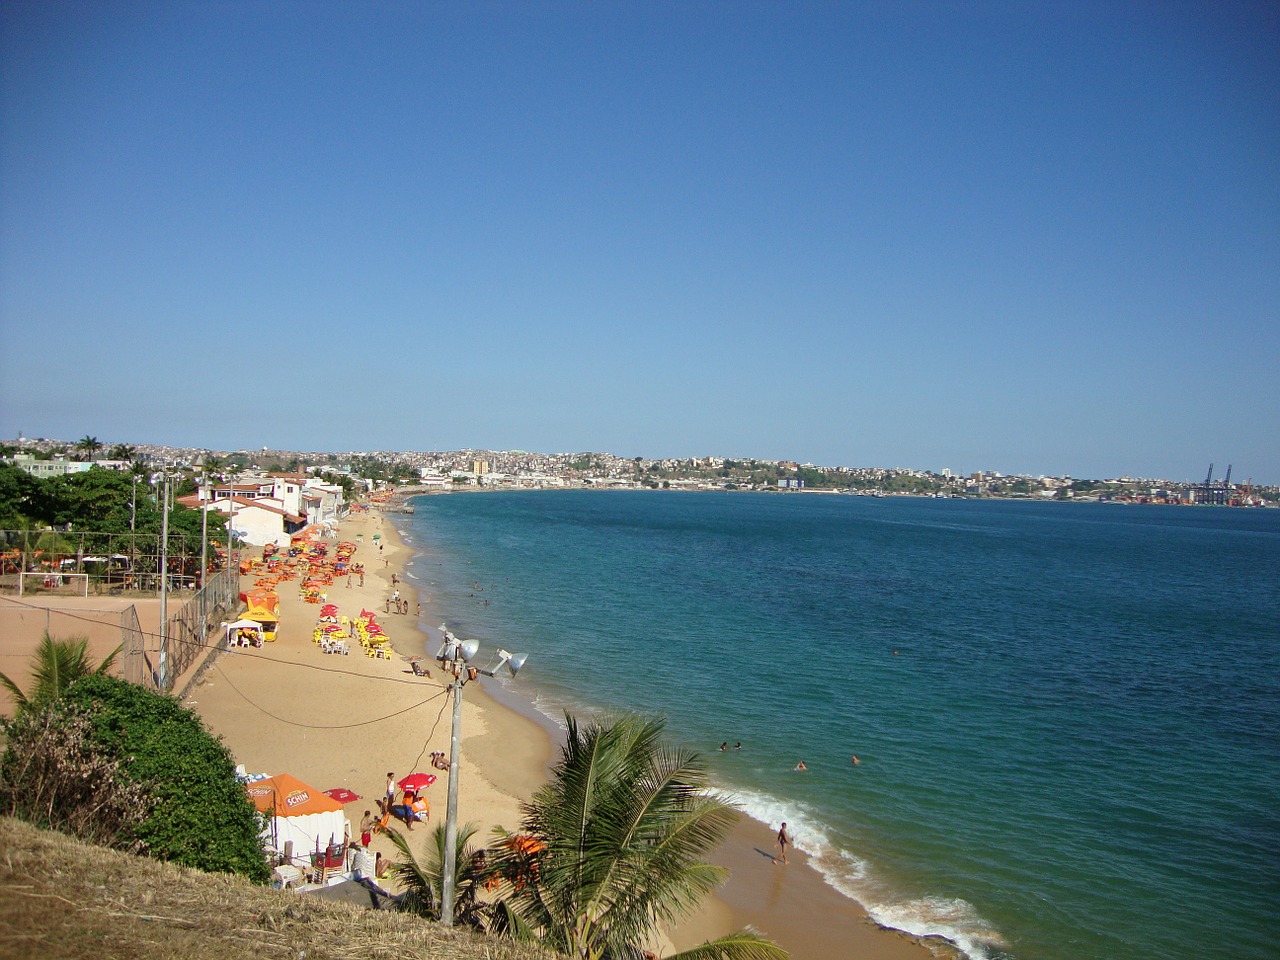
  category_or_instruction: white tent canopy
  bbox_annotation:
[244,774,350,863]
[222,619,265,645]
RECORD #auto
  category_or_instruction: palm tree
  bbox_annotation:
[75,435,103,461]
[108,443,136,461]
[0,632,122,716]
[386,821,491,926]
[492,713,785,960]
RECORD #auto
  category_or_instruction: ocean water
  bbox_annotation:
[397,491,1279,960]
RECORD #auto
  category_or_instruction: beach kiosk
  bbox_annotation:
[244,773,349,882]
[222,618,265,648]
[243,588,280,641]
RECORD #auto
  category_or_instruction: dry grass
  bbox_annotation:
[0,817,560,960]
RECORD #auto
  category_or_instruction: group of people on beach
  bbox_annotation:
[387,590,411,615]
[378,771,429,831]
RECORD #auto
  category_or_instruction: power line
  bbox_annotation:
[213,661,450,731]
[0,593,435,687]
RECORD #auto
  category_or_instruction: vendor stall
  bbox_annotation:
[222,618,265,648]
[245,773,350,869]
[243,588,281,640]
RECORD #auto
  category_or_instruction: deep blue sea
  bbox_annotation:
[397,491,1279,960]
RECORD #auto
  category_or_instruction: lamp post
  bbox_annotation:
[435,626,528,926]
[130,474,139,588]
[158,474,171,690]
[199,472,209,626]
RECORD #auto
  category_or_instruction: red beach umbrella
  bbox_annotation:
[323,787,362,805]
[397,773,437,793]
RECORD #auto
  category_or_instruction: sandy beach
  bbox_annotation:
[189,505,941,960]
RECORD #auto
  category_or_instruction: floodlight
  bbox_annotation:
[503,650,528,677]
[458,638,480,662]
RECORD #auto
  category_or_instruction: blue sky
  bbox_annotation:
[2,2,1276,482]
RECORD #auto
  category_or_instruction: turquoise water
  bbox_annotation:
[398,491,1279,960]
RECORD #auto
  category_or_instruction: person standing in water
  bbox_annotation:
[775,822,791,864]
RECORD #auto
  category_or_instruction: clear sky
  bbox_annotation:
[2,2,1276,483]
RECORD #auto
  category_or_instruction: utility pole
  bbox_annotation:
[200,472,209,630]
[158,474,170,690]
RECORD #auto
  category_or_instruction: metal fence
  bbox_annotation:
[160,567,240,690]
[0,528,223,597]
[120,603,149,688]
[119,567,241,694]
[2,568,239,698]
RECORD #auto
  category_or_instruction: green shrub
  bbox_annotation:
[62,674,270,883]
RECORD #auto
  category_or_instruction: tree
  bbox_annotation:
[0,632,121,717]
[492,713,784,960]
[108,443,136,461]
[0,463,41,527]
[75,435,103,460]
[387,821,491,926]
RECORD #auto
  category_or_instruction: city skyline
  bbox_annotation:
[2,3,1277,483]
[5,432,1268,489]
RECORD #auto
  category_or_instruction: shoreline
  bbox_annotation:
[191,505,941,959]
[388,507,944,960]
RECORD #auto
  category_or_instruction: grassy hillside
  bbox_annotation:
[0,817,559,960]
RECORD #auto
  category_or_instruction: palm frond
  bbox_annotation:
[495,712,782,960]
[664,929,790,960]
[95,642,124,676]
[385,827,437,917]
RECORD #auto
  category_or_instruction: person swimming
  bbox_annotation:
[794,760,807,771]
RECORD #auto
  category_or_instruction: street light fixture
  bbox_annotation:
[434,625,528,926]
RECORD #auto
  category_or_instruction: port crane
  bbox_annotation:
[1199,462,1234,505]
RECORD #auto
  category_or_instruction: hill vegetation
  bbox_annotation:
[0,815,558,960]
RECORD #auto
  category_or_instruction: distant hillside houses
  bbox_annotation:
[7,453,133,478]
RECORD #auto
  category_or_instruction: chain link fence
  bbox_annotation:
[119,568,241,694]
[0,528,223,597]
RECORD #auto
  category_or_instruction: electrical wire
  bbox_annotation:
[3,587,464,762]
[212,660,450,730]
[0,593,433,686]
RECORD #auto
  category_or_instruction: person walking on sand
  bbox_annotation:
[385,773,396,811]
[775,822,791,864]
[360,810,374,847]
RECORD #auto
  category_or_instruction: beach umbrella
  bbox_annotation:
[322,788,362,805]
[397,773,437,793]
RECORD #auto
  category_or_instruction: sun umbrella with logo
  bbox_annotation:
[323,787,362,805]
